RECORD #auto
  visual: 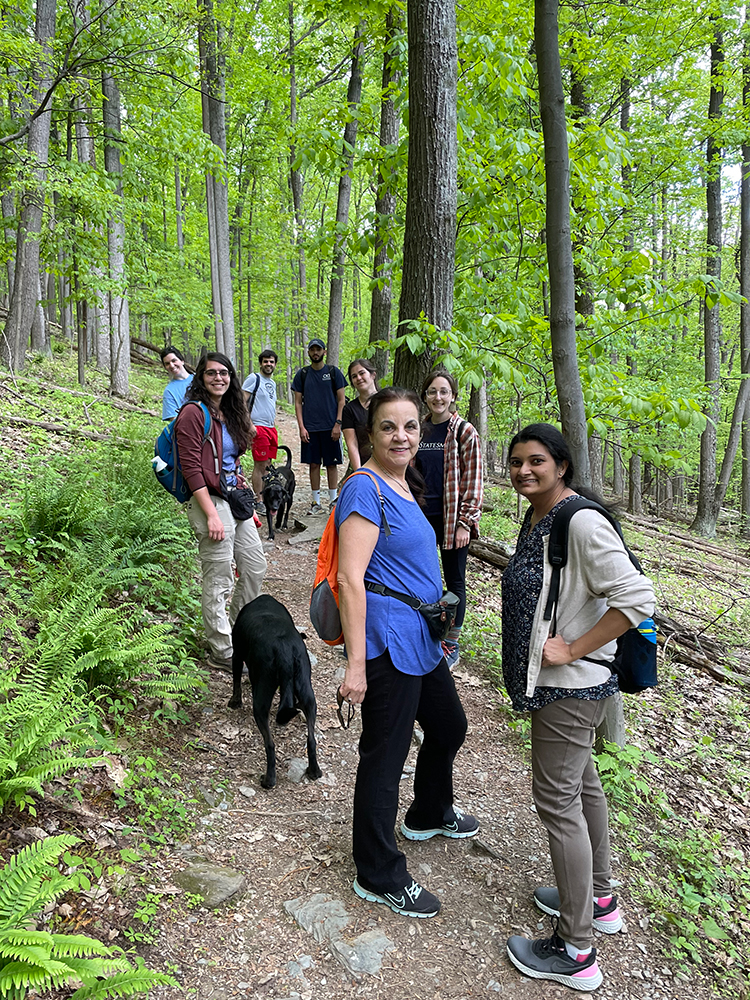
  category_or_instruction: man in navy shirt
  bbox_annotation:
[291,339,347,515]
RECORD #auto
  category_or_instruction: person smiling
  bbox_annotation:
[336,386,478,920]
[501,423,655,992]
[417,369,483,669]
[159,345,194,421]
[341,358,379,471]
[175,353,267,673]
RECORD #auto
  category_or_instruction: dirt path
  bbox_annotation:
[128,411,711,1000]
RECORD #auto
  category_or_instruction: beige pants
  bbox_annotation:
[531,696,612,949]
[185,496,267,659]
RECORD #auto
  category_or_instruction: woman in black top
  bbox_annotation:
[342,358,378,470]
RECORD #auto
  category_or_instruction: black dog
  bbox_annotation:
[228,595,321,789]
[262,445,295,540]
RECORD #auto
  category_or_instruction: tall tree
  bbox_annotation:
[2,0,56,371]
[393,0,457,390]
[535,0,590,485]
[691,19,724,536]
[368,6,402,380]
[326,21,365,368]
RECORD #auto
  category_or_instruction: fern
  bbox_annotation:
[0,837,177,999]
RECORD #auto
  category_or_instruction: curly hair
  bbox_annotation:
[186,353,252,453]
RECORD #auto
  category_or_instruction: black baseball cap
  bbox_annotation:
[308,338,326,349]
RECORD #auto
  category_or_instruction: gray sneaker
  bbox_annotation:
[534,886,623,934]
[506,930,603,991]
[206,653,233,674]
[254,501,267,515]
[306,502,323,516]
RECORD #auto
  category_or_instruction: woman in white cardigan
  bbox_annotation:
[501,423,655,993]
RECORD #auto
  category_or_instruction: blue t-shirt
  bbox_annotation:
[291,365,346,432]
[221,425,239,486]
[242,373,277,427]
[334,470,443,675]
[162,375,194,420]
[417,419,449,517]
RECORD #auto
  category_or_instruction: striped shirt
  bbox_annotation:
[436,411,483,549]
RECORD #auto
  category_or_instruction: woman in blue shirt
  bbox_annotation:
[336,386,479,919]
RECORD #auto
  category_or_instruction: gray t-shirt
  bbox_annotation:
[242,373,277,427]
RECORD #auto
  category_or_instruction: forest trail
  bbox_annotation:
[133,410,712,1000]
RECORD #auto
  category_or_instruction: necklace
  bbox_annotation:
[371,460,411,496]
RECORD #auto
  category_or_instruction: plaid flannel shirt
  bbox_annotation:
[440,411,483,549]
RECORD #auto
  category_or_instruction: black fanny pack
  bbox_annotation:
[364,582,459,641]
[221,473,257,521]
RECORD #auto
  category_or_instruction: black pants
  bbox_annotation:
[353,649,468,892]
[426,513,469,628]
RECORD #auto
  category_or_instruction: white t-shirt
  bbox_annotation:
[242,372,277,427]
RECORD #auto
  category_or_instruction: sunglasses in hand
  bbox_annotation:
[336,686,356,729]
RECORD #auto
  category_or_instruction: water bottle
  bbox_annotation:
[636,618,657,644]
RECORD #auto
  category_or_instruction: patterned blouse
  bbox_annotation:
[501,495,619,712]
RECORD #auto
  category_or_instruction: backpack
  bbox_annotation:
[309,471,391,645]
[153,401,217,503]
[544,497,657,694]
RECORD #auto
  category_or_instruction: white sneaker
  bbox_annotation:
[306,502,323,516]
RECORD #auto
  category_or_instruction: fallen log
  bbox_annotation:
[469,537,513,569]
[2,374,159,417]
[5,414,148,446]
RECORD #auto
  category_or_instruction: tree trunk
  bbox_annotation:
[102,40,130,397]
[393,0,457,391]
[741,23,750,539]
[288,1,308,362]
[691,23,724,537]
[326,22,365,368]
[2,0,56,371]
[535,0,590,485]
[369,5,403,380]
[199,0,235,360]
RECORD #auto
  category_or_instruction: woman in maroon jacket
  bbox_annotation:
[175,353,267,671]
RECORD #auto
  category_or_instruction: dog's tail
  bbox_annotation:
[278,444,293,469]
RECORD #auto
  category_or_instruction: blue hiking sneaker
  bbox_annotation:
[441,639,460,669]
[353,876,440,918]
[401,806,479,841]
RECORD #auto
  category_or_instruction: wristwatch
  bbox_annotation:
[335,419,342,425]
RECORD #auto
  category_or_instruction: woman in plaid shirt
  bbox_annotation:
[417,370,483,668]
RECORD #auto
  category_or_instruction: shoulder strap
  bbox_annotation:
[342,469,392,537]
[247,373,262,413]
[543,497,640,625]
[193,401,218,475]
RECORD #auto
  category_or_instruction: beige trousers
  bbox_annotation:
[531,696,613,949]
[185,496,267,659]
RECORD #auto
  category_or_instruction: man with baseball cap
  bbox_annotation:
[291,339,347,515]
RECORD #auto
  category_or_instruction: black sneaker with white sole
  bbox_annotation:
[534,886,623,934]
[401,806,480,841]
[506,931,603,991]
[353,876,441,918]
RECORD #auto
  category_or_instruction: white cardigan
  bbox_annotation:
[524,508,656,698]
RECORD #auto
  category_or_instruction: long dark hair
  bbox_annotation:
[508,422,615,511]
[366,386,426,504]
[187,353,253,453]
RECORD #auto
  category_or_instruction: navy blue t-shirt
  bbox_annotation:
[291,364,347,432]
[417,419,449,517]
[334,470,443,675]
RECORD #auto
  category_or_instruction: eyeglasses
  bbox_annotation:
[425,388,452,398]
[205,369,230,379]
[336,686,355,729]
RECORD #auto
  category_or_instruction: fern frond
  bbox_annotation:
[70,967,179,999]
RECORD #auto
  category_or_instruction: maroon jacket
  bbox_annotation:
[174,401,246,497]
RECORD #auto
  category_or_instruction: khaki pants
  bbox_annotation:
[531,696,613,949]
[186,496,267,659]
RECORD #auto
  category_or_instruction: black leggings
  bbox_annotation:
[353,650,468,891]
[426,513,469,628]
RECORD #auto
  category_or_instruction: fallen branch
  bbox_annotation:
[5,414,147,445]
[2,373,159,417]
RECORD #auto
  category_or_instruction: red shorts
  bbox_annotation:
[252,425,278,462]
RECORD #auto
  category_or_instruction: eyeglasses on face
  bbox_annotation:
[425,388,452,398]
[336,686,355,729]
[204,369,230,378]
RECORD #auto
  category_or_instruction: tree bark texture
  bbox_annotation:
[288,1,308,363]
[369,6,402,380]
[692,24,724,537]
[102,54,130,397]
[326,22,365,368]
[535,0,590,485]
[2,0,56,371]
[741,24,750,538]
[199,0,235,361]
[393,0,457,391]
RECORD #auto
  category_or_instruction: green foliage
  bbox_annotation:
[114,753,195,847]
[0,835,177,999]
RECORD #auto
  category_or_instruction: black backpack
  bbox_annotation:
[544,497,657,694]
